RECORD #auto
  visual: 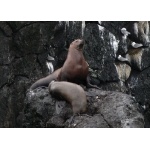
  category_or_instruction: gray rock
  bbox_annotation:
[126,47,150,71]
[68,114,109,128]
[86,89,144,128]
[83,23,119,83]
[21,88,144,128]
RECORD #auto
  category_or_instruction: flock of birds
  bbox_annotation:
[121,28,143,48]
[113,27,145,63]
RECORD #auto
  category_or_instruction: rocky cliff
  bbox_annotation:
[0,21,149,127]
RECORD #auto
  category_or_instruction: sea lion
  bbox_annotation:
[49,81,87,114]
[30,68,61,90]
[126,21,149,46]
[57,39,100,89]
[30,39,100,90]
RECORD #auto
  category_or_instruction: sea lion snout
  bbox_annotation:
[79,39,84,46]
[74,39,84,49]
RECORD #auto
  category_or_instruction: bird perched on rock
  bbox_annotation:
[121,28,131,39]
[117,55,129,62]
[131,42,143,48]
[117,55,131,66]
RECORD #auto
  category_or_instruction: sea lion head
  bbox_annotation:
[70,39,84,51]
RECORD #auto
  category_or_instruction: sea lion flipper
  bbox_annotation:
[86,76,101,90]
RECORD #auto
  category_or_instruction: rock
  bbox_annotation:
[22,88,72,128]
[21,88,144,128]
[68,114,109,128]
[126,47,150,71]
[86,89,144,128]
[115,62,131,82]
[83,23,119,83]
[127,67,150,127]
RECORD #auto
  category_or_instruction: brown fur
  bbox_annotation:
[30,68,61,90]
[57,39,88,84]
[49,81,87,114]
[58,39,100,89]
[127,21,149,45]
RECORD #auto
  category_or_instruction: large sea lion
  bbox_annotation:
[58,39,88,83]
[30,39,100,90]
[49,81,87,114]
[57,39,100,89]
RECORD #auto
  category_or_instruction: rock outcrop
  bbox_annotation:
[0,21,150,127]
[21,88,144,128]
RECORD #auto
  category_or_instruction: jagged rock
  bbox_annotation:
[22,88,72,128]
[68,114,109,128]
[126,21,150,46]
[0,86,12,127]
[115,62,131,82]
[127,67,150,127]
[21,88,144,128]
[86,89,144,128]
[0,21,13,37]
[0,66,10,88]
[126,47,150,71]
[83,23,119,83]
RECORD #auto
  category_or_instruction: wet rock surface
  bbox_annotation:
[0,21,150,127]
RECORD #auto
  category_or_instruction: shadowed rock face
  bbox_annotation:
[0,21,150,127]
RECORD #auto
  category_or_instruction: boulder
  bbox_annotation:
[21,88,144,128]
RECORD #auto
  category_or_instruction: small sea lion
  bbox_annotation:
[49,81,87,114]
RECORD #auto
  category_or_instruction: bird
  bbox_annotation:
[117,55,131,66]
[117,55,129,62]
[131,42,143,48]
[121,28,131,39]
[47,54,55,61]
